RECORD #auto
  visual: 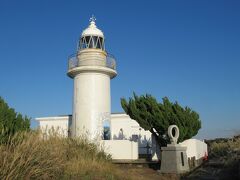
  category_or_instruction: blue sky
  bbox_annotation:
[0,0,239,139]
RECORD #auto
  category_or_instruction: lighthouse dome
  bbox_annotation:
[82,19,104,37]
[79,16,105,50]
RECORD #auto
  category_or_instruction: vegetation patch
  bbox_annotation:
[0,131,127,180]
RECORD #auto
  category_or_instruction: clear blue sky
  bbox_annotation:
[0,0,239,139]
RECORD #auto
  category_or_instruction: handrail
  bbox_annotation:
[68,52,116,71]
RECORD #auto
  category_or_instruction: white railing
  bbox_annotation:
[68,53,116,71]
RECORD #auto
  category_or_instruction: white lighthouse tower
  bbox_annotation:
[67,16,117,140]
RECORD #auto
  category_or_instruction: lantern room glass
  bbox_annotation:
[79,36,105,51]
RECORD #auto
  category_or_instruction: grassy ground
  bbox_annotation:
[0,131,128,180]
[1,131,239,179]
[0,131,180,180]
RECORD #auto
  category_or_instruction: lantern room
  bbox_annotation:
[78,16,105,51]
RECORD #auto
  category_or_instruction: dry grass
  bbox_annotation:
[208,135,240,171]
[0,130,200,179]
[209,135,240,158]
[0,131,128,180]
[185,135,240,179]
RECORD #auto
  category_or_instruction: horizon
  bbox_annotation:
[0,0,239,140]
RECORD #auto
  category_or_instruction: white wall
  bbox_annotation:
[72,72,110,140]
[36,115,207,162]
[36,116,71,137]
[110,113,152,155]
[101,140,138,160]
[36,113,159,158]
[180,139,208,160]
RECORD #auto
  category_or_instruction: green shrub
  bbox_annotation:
[0,97,30,144]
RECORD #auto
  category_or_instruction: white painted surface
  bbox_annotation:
[36,113,159,159]
[36,116,71,137]
[68,19,117,140]
[82,19,104,37]
[101,140,138,160]
[110,113,152,155]
[180,139,208,160]
[36,116,207,161]
[72,72,111,139]
[67,50,117,79]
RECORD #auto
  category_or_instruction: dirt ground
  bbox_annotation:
[116,164,180,180]
[115,136,240,180]
[115,158,240,180]
[183,158,240,180]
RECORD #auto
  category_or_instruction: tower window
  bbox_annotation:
[99,37,104,49]
[92,36,98,47]
[80,37,87,49]
[88,37,94,48]
[79,36,104,50]
[96,38,101,49]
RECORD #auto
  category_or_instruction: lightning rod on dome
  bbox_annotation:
[89,15,96,23]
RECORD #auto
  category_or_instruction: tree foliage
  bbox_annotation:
[0,97,30,143]
[121,93,201,146]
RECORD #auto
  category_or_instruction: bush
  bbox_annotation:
[121,93,201,146]
[209,135,240,158]
[0,131,126,180]
[210,141,229,157]
[0,97,30,144]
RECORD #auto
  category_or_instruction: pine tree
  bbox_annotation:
[0,97,30,143]
[121,93,201,146]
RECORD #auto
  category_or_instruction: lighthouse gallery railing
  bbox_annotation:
[68,53,116,71]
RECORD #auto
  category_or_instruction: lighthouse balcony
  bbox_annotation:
[68,52,116,71]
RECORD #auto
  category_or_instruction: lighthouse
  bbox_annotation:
[67,16,117,140]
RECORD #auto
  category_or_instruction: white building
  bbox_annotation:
[36,17,207,162]
[37,17,157,160]
[36,113,157,160]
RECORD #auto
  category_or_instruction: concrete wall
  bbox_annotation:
[36,113,159,159]
[36,115,207,162]
[101,140,138,160]
[110,113,152,155]
[180,139,208,160]
[72,72,111,140]
[36,116,71,137]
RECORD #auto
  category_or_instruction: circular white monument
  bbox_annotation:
[160,125,190,173]
[168,125,179,144]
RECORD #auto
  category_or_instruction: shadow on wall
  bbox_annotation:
[112,130,155,155]
[113,128,126,140]
[151,135,161,161]
[112,130,161,161]
[113,130,151,144]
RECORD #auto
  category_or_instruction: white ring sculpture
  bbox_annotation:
[168,125,179,144]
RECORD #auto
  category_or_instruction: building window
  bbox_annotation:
[103,120,110,140]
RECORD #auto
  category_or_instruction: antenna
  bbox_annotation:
[89,15,96,23]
